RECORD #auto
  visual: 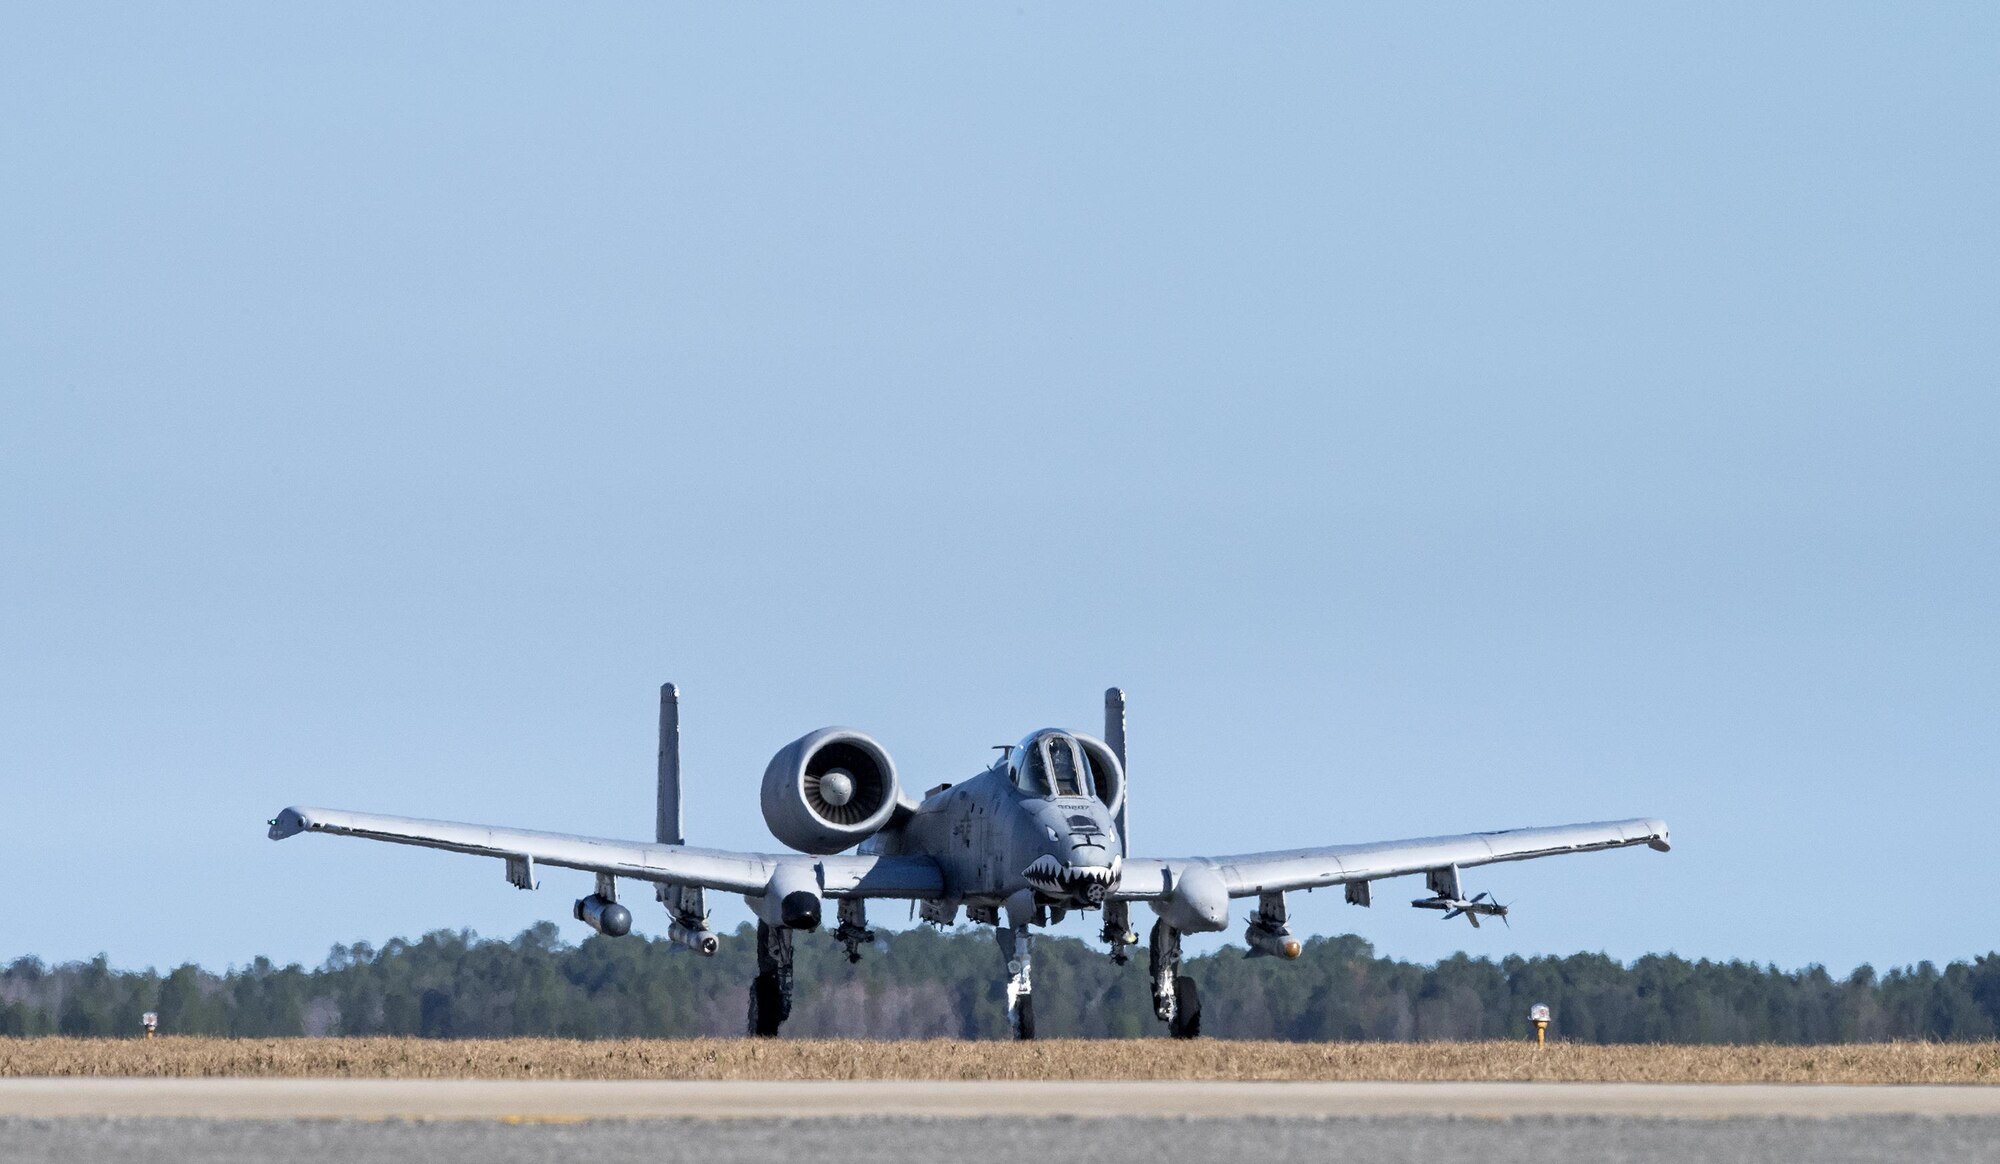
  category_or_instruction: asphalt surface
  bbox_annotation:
[4,1115,2000,1164]
[8,1078,2000,1119]
[8,1080,2000,1164]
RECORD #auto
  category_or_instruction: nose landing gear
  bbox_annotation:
[996,892,1039,1039]
[997,920,1037,1039]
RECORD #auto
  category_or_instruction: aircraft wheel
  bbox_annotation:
[1013,995,1036,1041]
[1168,976,1201,1039]
[749,972,785,1038]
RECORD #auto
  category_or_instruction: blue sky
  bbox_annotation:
[3,5,1994,976]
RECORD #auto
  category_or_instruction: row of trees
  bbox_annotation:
[5,924,1998,1042]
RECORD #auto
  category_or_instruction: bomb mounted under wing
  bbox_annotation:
[269,684,1670,1039]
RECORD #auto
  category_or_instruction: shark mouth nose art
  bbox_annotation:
[1023,854,1122,902]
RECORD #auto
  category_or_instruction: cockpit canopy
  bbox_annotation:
[1009,729,1095,798]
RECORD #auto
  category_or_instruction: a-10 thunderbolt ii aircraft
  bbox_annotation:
[269,685,1670,1038]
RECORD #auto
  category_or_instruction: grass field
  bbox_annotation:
[4,1038,2000,1084]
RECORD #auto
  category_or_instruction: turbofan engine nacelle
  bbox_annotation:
[760,727,901,854]
[1074,733,1124,819]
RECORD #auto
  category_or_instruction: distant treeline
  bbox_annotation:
[5,924,1998,1043]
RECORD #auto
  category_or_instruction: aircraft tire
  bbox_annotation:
[1013,995,1036,1041]
[749,972,786,1038]
[1168,976,1201,1039]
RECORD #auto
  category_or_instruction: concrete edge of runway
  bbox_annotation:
[5,1079,2000,1121]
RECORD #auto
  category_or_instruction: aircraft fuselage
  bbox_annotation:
[862,729,1124,910]
[870,768,1120,907]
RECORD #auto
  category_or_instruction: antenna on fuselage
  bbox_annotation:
[657,682,683,845]
[1105,687,1127,856]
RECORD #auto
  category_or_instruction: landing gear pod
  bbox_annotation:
[573,893,632,937]
[1150,862,1230,934]
[752,862,823,931]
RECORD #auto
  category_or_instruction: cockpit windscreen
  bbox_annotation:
[1016,731,1092,798]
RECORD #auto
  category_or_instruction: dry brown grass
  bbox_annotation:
[4,1038,2000,1084]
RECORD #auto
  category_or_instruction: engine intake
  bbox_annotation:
[1075,733,1124,818]
[760,727,901,854]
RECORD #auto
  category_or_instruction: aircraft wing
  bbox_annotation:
[1112,817,1669,900]
[266,806,944,899]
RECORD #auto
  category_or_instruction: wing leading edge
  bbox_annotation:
[267,806,944,899]
[1112,817,1670,900]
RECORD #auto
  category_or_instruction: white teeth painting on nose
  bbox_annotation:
[1022,856,1122,896]
[1023,855,1067,891]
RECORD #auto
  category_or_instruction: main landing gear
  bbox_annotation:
[748,921,794,1038]
[747,901,876,1037]
[1150,918,1202,1039]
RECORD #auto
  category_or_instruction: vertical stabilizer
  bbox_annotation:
[657,683,682,845]
[1105,687,1127,856]
[653,681,709,940]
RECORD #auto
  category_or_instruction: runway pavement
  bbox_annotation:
[5,1077,2000,1120]
[4,1113,2000,1164]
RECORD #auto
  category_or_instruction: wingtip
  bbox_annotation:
[267,807,308,841]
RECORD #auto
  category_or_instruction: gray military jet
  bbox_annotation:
[269,685,1669,1038]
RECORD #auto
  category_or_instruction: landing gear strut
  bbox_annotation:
[749,921,794,1037]
[1149,918,1202,1039]
[997,893,1037,1039]
[996,923,1036,1039]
